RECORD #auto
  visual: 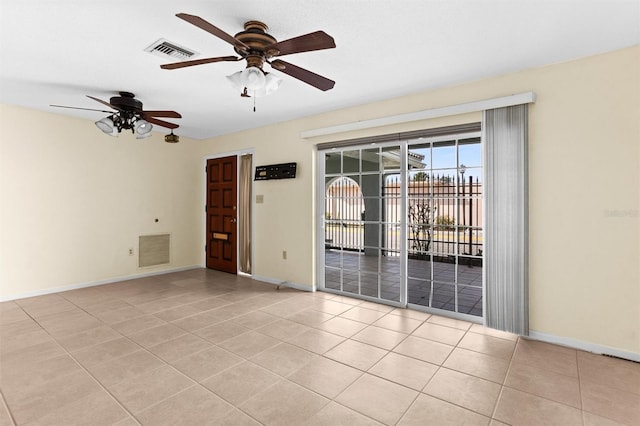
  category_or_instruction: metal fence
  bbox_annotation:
[325,174,483,259]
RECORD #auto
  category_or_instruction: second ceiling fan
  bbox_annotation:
[161,13,336,95]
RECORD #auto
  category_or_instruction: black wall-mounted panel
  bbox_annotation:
[254,163,297,180]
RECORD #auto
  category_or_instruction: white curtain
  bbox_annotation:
[483,104,529,335]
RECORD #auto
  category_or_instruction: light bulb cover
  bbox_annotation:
[95,116,117,136]
[134,118,153,135]
[136,131,152,140]
[252,73,282,97]
[226,71,243,92]
[240,66,266,91]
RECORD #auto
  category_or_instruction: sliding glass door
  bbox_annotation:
[318,132,484,319]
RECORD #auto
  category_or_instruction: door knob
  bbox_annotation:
[230,218,237,223]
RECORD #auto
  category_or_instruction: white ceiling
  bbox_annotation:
[1,1,638,139]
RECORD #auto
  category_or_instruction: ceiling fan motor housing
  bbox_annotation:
[234,21,278,69]
[110,91,143,112]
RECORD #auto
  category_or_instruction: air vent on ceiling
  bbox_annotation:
[144,38,198,60]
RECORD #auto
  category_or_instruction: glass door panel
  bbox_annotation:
[322,146,403,305]
[406,136,483,317]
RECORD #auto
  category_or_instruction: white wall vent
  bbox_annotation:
[139,234,170,268]
[144,39,198,60]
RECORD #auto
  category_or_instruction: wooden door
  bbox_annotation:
[206,156,237,273]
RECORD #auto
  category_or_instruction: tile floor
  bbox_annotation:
[1,268,638,425]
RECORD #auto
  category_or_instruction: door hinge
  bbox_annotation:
[205,244,207,252]
[205,205,207,212]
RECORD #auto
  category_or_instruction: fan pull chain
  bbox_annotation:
[253,92,256,112]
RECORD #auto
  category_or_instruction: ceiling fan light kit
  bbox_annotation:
[94,112,154,138]
[54,92,182,142]
[226,69,282,98]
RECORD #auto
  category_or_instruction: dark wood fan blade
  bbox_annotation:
[141,110,182,119]
[265,31,336,57]
[86,95,121,111]
[176,13,249,51]
[50,105,113,113]
[160,56,239,70]
[145,116,179,129]
[270,60,335,91]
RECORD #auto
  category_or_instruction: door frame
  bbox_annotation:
[203,149,255,274]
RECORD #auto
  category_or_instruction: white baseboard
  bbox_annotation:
[0,265,202,302]
[251,275,314,292]
[529,330,639,363]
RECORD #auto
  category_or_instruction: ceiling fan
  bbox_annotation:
[51,92,181,140]
[161,13,336,96]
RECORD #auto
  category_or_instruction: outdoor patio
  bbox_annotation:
[324,250,483,317]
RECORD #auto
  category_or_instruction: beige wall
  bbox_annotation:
[198,46,639,355]
[0,107,203,298]
[1,46,638,355]
[195,121,316,287]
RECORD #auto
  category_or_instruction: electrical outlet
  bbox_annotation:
[282,250,287,260]
[128,248,134,256]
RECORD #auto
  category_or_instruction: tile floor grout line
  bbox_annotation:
[0,389,18,426]
[354,314,494,422]
[505,338,583,381]
[415,325,512,422]
[367,316,432,425]
[489,334,520,421]
[67,325,197,421]
[496,338,594,421]
[132,381,256,425]
[575,347,587,416]
[106,291,286,421]
[317,318,487,424]
[244,377,327,425]
[10,305,141,424]
[411,390,495,423]
[76,282,290,423]
[326,371,398,425]
[56,293,247,424]
[199,346,331,425]
[330,399,386,426]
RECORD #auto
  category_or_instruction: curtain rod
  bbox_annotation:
[300,92,536,139]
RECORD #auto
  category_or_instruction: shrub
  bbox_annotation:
[435,215,455,229]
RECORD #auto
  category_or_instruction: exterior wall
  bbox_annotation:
[325,178,364,222]
[384,181,484,229]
